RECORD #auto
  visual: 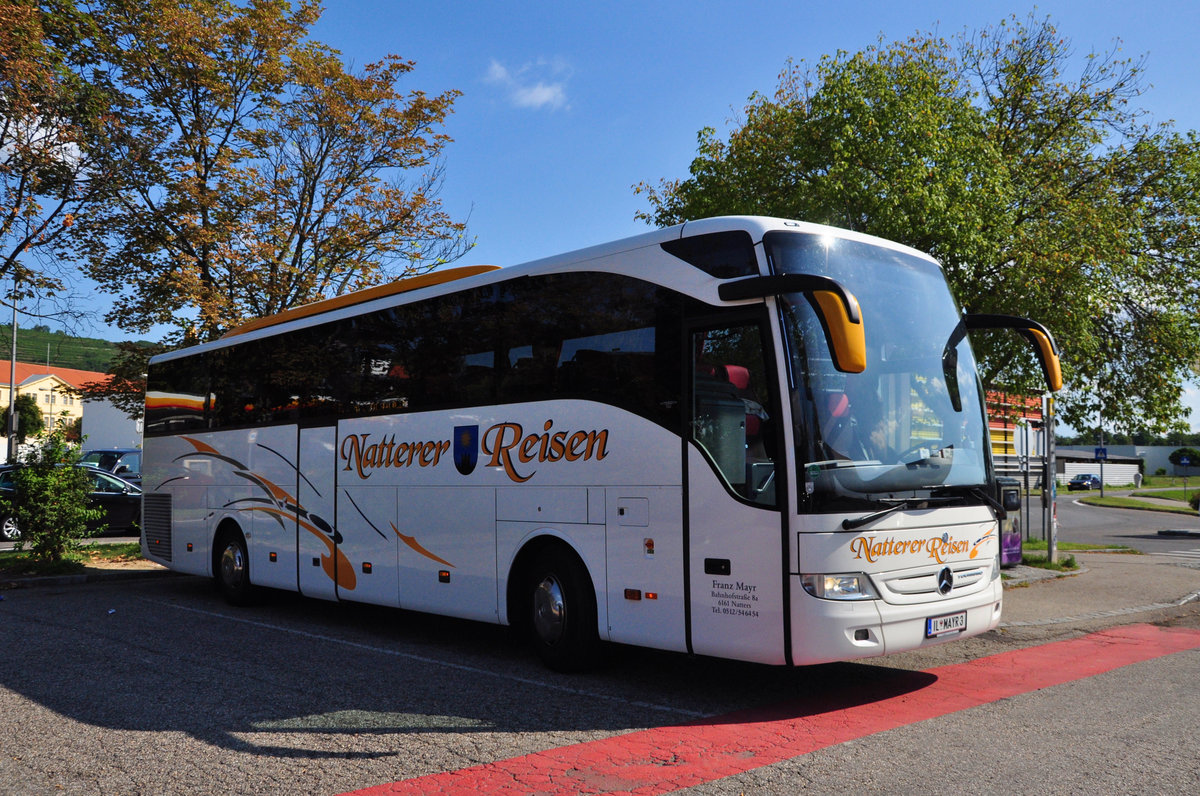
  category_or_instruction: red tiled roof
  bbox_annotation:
[0,360,110,390]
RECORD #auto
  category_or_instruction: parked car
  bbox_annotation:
[1068,473,1102,491]
[80,448,142,486]
[0,465,141,541]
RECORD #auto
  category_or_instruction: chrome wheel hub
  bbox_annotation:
[532,574,566,645]
[221,543,246,585]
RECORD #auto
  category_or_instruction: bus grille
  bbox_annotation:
[142,493,173,562]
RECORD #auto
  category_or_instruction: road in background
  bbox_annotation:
[1056,493,1200,557]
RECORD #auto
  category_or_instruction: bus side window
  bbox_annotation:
[690,324,776,507]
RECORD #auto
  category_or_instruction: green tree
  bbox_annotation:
[1168,447,1200,467]
[3,392,44,442]
[0,0,123,311]
[636,15,1200,434]
[79,339,158,419]
[0,422,101,561]
[70,0,471,343]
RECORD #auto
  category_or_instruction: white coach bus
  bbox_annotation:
[140,216,1061,671]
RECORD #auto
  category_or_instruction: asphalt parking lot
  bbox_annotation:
[2,556,1198,794]
[1,574,811,793]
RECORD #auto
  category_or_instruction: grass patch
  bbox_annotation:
[1131,489,1198,503]
[0,551,86,578]
[1139,475,1196,489]
[0,542,145,579]
[81,542,144,561]
[1021,539,1134,552]
[1021,552,1079,571]
[1079,495,1198,515]
[1019,539,1119,571]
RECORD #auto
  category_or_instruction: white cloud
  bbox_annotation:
[485,60,511,84]
[485,57,571,111]
[512,82,567,110]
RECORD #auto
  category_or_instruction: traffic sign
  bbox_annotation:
[1095,447,1107,462]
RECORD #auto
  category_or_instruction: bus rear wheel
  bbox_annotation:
[215,529,255,606]
[527,547,600,672]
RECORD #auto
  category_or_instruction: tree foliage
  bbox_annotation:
[1168,447,1200,466]
[61,0,471,344]
[636,15,1200,434]
[79,338,158,418]
[0,0,121,308]
[3,391,44,442]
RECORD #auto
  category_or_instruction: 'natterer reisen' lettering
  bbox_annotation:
[482,420,608,483]
[340,433,450,479]
[339,420,609,483]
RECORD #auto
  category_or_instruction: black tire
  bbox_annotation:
[215,529,255,606]
[0,515,19,542]
[526,546,601,672]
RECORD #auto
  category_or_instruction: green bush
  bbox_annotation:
[0,426,103,562]
[1191,492,1200,512]
[1169,447,1200,467]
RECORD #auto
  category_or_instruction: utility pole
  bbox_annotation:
[6,280,18,463]
[1043,393,1057,564]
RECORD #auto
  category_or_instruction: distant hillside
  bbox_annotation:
[0,324,120,373]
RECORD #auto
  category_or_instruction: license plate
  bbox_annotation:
[926,610,967,638]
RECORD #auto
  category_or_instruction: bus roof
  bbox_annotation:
[152,216,938,364]
[220,265,502,339]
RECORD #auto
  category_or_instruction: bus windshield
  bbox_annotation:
[765,231,991,511]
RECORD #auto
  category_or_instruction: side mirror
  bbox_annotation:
[1002,488,1021,513]
[963,314,1063,392]
[719,274,866,373]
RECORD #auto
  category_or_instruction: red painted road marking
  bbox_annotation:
[344,624,1200,796]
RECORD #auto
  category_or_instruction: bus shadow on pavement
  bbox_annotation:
[3,577,938,761]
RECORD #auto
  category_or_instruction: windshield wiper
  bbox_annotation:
[841,496,960,530]
[841,499,924,531]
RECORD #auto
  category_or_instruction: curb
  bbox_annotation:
[1001,588,1200,628]
[0,566,175,592]
[1002,564,1083,587]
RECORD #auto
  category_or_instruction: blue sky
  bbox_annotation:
[65,0,1200,427]
[308,0,1200,269]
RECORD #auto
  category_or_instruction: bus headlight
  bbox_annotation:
[801,572,879,601]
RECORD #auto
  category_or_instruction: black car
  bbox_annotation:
[80,448,143,486]
[0,465,141,541]
[1067,473,1102,491]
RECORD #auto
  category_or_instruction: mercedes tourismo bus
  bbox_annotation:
[140,216,1062,671]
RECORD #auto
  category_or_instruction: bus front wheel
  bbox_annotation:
[526,547,600,672]
[215,529,255,606]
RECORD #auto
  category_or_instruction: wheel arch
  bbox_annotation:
[505,533,597,633]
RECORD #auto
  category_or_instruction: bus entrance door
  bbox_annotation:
[685,321,788,665]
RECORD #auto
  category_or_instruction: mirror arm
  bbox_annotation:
[963,313,1063,392]
[718,274,861,323]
